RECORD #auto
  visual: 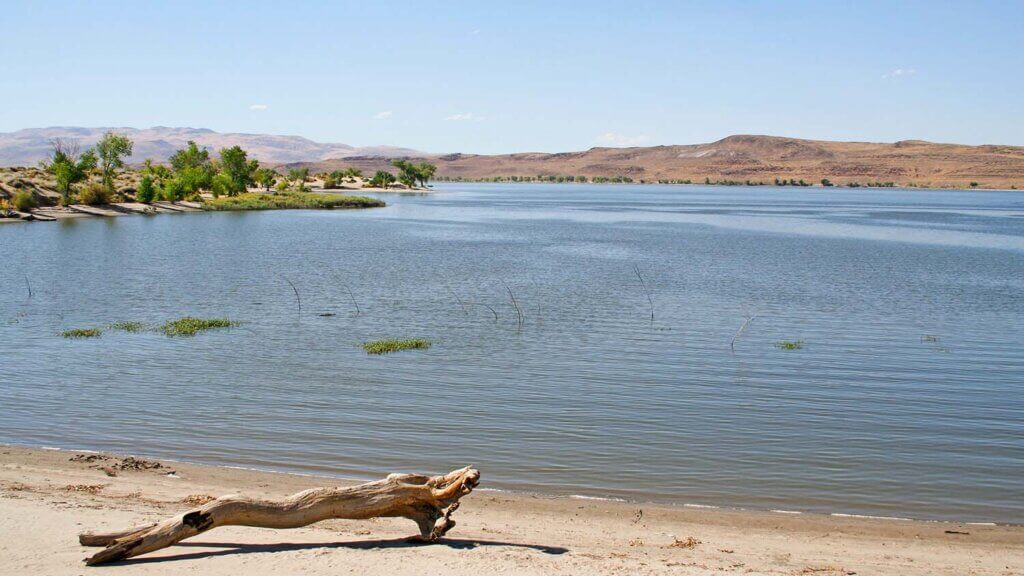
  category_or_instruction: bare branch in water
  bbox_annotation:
[730,314,758,351]
[342,283,361,315]
[445,283,469,315]
[24,274,32,299]
[634,265,654,322]
[502,280,523,327]
[281,275,301,315]
[466,301,498,322]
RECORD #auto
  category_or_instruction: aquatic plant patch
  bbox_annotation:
[62,328,102,338]
[161,317,238,337]
[362,338,432,355]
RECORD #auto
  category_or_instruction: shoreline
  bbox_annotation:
[4,442,1012,527]
[1,445,1021,575]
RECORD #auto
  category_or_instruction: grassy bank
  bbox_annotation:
[203,192,385,211]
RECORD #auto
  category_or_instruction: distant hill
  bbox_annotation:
[0,127,420,166]
[3,129,1023,188]
[287,135,1024,189]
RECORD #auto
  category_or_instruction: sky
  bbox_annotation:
[2,0,1022,153]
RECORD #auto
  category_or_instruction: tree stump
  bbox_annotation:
[79,466,480,566]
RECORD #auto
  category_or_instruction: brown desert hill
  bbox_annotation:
[0,127,420,167]
[283,135,1024,189]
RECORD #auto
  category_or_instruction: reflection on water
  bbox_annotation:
[1,183,1022,523]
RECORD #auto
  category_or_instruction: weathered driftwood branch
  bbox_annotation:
[79,466,480,566]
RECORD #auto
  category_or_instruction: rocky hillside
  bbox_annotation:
[287,135,1024,189]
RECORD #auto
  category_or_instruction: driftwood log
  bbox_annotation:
[79,466,480,566]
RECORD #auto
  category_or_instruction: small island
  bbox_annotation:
[0,133,441,222]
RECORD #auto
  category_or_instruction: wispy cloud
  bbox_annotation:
[471,29,480,35]
[444,112,484,121]
[249,104,269,110]
[595,132,650,147]
[373,110,393,120]
[882,68,916,79]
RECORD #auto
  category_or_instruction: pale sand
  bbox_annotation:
[1,446,1020,575]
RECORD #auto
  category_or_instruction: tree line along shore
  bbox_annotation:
[0,132,442,222]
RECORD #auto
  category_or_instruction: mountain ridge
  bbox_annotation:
[0,126,419,166]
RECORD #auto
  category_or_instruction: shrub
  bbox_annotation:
[12,190,35,212]
[275,179,289,192]
[322,174,338,189]
[77,183,112,206]
[161,178,186,202]
[211,173,233,198]
[161,317,237,337]
[362,338,432,355]
[136,176,155,203]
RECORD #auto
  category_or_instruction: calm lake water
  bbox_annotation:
[2,184,1023,523]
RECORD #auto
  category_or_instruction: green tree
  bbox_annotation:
[161,178,186,201]
[343,167,363,179]
[95,132,133,189]
[168,141,215,193]
[287,168,310,191]
[369,170,396,189]
[414,162,436,187]
[821,178,834,187]
[210,172,233,198]
[169,141,211,172]
[254,168,277,191]
[218,146,257,195]
[42,139,97,205]
[392,159,418,188]
[141,158,172,185]
[136,175,156,203]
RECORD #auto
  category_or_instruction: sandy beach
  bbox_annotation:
[1,445,1020,575]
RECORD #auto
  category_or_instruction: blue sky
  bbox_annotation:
[3,1,1021,153]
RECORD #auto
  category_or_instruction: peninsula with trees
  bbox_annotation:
[0,131,445,222]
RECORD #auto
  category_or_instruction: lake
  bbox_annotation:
[1,183,1022,523]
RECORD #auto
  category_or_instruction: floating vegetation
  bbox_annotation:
[63,328,102,339]
[774,340,805,350]
[363,338,432,355]
[109,321,146,333]
[161,317,238,337]
[203,192,385,211]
